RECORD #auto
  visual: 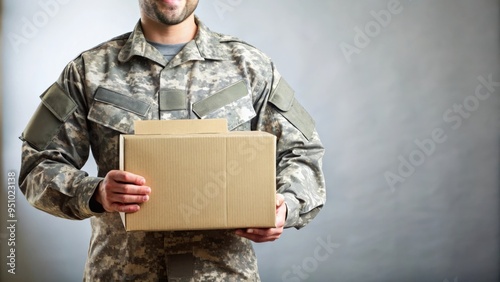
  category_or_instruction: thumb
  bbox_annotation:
[276,193,285,207]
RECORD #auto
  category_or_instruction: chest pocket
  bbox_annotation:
[87,87,150,134]
[192,80,256,130]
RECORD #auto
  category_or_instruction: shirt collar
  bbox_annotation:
[118,16,230,67]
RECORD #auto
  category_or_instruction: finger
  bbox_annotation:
[110,203,141,213]
[275,204,287,227]
[109,183,151,196]
[108,193,149,204]
[242,234,277,243]
[276,193,285,206]
[109,170,146,186]
[235,230,279,243]
[247,228,282,237]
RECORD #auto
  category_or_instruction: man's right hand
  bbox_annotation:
[94,170,151,213]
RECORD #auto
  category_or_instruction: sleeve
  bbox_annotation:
[18,59,105,220]
[255,65,326,229]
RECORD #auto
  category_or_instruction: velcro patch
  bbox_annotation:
[269,78,294,111]
[193,80,248,117]
[94,87,150,117]
[160,89,187,111]
[268,78,315,140]
[22,83,77,150]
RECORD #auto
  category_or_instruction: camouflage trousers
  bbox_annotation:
[83,213,260,281]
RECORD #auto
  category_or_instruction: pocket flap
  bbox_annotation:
[191,80,256,130]
[40,82,77,122]
[88,88,150,134]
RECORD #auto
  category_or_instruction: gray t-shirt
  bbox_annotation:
[148,41,188,61]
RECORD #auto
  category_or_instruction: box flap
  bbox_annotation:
[134,119,228,135]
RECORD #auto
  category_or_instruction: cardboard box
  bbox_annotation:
[119,119,277,231]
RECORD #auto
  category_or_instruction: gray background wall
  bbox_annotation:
[1,1,499,281]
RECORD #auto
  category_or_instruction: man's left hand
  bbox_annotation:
[235,193,287,243]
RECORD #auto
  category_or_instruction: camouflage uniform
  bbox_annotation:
[19,17,326,281]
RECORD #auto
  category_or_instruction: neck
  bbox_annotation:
[140,14,197,44]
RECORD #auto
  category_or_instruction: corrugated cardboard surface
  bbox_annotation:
[119,119,276,231]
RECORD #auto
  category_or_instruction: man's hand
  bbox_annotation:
[235,193,287,243]
[94,170,151,213]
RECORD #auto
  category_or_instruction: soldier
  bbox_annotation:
[19,0,326,280]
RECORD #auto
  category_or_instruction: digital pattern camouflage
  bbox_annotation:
[19,17,326,281]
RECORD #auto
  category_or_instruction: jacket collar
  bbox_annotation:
[118,16,230,67]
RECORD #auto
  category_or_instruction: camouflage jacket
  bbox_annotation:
[19,17,326,281]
